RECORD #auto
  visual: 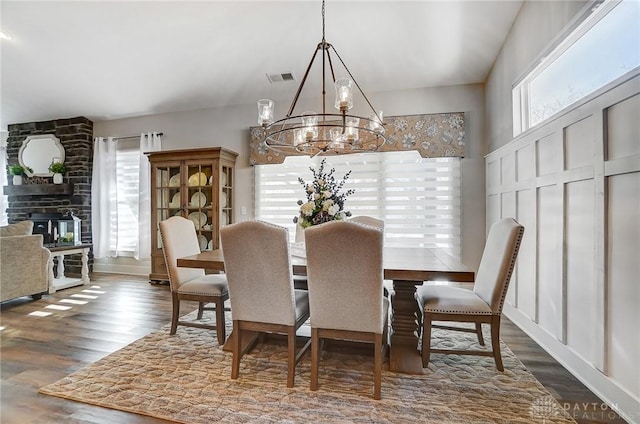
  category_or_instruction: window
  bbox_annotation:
[513,0,640,135]
[255,151,461,257]
[112,146,140,255]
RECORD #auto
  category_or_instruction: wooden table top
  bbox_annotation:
[177,246,474,282]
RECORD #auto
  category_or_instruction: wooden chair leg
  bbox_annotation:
[215,297,226,345]
[310,328,319,391]
[170,292,180,335]
[374,333,382,400]
[475,322,485,346]
[491,315,504,371]
[421,312,433,368]
[231,320,241,380]
[287,326,296,388]
[197,302,205,320]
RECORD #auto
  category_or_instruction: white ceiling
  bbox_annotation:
[0,1,523,129]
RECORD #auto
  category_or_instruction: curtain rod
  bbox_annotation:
[107,132,164,141]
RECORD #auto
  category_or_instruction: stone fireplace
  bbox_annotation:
[5,117,93,275]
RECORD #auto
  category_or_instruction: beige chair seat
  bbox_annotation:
[177,275,228,297]
[417,285,492,315]
[220,220,311,388]
[416,217,524,371]
[305,220,388,400]
[159,216,229,345]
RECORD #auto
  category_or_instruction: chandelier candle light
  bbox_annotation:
[257,0,386,156]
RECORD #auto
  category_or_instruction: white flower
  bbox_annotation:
[306,186,314,193]
[338,211,347,220]
[327,205,339,216]
[322,199,334,211]
[314,193,321,200]
[301,202,315,216]
[317,179,325,186]
[322,190,331,199]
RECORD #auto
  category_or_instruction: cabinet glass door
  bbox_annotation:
[186,164,214,252]
[155,164,181,249]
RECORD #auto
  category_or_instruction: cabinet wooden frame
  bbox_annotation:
[146,147,238,283]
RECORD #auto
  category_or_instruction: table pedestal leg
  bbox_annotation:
[56,254,65,279]
[389,279,424,374]
[81,248,90,284]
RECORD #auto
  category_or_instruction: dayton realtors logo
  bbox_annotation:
[530,395,621,422]
[529,396,562,422]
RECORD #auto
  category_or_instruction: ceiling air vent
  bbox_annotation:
[266,72,296,84]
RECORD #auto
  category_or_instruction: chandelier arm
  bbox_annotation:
[286,46,323,118]
[329,44,383,123]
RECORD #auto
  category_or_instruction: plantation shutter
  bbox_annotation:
[255,151,461,257]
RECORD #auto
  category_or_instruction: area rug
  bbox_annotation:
[40,311,575,423]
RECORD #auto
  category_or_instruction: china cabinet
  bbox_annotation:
[146,147,238,283]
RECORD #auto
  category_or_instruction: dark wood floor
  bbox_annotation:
[0,274,627,423]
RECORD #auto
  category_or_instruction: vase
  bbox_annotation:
[295,223,305,243]
[53,173,63,184]
[12,175,22,185]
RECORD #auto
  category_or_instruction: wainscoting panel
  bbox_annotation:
[565,179,595,362]
[486,72,640,423]
[537,184,563,340]
[606,172,640,398]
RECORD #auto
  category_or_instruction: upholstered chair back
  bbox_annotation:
[220,220,297,326]
[159,216,206,291]
[305,221,385,334]
[348,216,384,230]
[472,217,524,314]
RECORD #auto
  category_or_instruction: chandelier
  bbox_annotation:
[257,0,386,156]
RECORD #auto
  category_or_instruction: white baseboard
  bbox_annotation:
[93,257,151,276]
[504,303,640,424]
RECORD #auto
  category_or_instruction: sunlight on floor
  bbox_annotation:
[28,310,52,317]
[82,290,106,294]
[59,299,88,305]
[71,294,98,299]
[45,304,72,311]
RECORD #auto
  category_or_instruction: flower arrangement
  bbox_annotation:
[294,159,354,228]
[48,161,66,174]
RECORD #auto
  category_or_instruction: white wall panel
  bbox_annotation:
[488,194,500,227]
[537,133,561,176]
[487,159,500,190]
[607,172,640,397]
[565,179,595,362]
[607,94,640,160]
[564,117,594,170]
[516,144,534,182]
[537,184,563,338]
[516,188,536,320]
[502,190,517,305]
[501,152,515,187]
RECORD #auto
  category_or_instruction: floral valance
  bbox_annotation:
[249,112,465,165]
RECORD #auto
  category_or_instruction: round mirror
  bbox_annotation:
[18,135,65,177]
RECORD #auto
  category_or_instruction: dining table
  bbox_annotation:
[177,245,475,375]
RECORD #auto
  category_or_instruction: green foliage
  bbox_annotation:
[48,161,66,174]
[8,164,25,176]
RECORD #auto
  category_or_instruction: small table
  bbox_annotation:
[178,246,474,374]
[46,243,92,293]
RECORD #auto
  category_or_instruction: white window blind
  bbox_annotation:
[112,146,140,255]
[255,151,461,257]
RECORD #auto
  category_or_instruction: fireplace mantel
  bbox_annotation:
[3,183,74,196]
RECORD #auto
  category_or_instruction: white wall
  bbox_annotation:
[485,1,640,422]
[94,83,488,272]
[485,0,587,152]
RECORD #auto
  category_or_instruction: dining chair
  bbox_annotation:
[348,216,393,298]
[348,215,384,229]
[220,220,311,388]
[305,220,388,400]
[159,216,229,345]
[415,217,524,371]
